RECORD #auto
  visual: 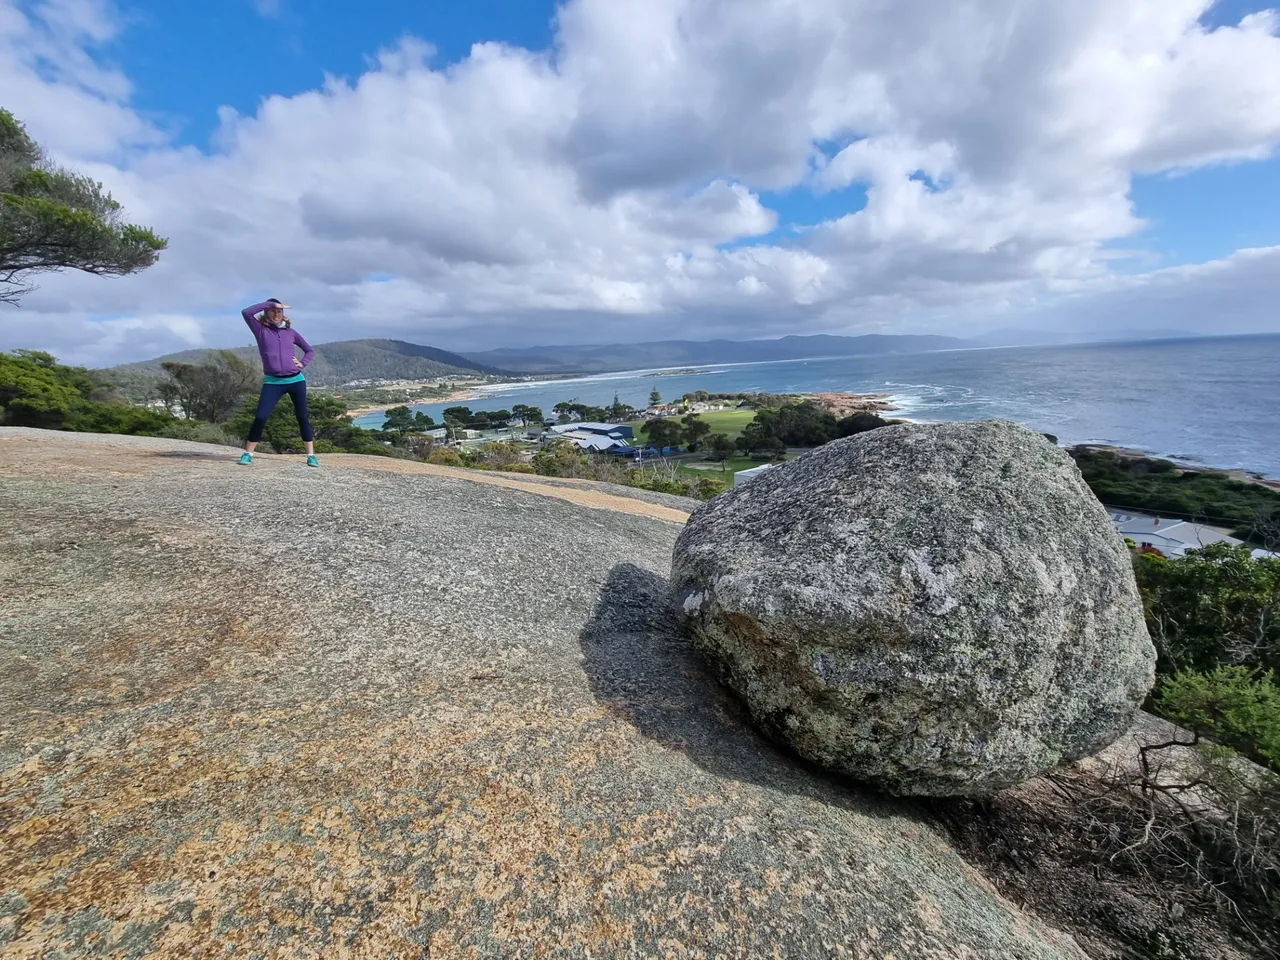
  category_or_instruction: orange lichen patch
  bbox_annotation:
[2,693,723,958]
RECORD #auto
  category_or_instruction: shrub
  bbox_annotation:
[1135,543,1280,676]
[68,402,172,435]
[532,441,591,478]
[496,462,536,474]
[469,440,526,469]
[403,434,438,461]
[837,412,890,437]
[1072,449,1280,526]
[1155,667,1280,771]
[427,448,464,467]
[1,349,175,435]
[692,477,727,500]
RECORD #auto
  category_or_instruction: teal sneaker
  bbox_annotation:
[237,452,253,465]
[306,455,320,468]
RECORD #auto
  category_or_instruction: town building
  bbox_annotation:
[546,422,637,454]
[1108,511,1244,558]
[555,430,632,453]
[549,422,635,440]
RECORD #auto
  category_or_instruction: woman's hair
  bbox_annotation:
[259,297,291,329]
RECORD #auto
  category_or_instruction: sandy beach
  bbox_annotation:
[342,386,487,419]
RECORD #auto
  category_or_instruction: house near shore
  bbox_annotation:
[548,422,637,454]
[549,422,635,440]
[1108,511,1246,558]
[686,401,735,414]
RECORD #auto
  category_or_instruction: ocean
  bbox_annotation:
[354,334,1280,478]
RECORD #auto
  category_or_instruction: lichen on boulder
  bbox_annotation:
[671,419,1156,797]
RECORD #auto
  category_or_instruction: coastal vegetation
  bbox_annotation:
[0,349,398,457]
[1072,448,1280,542]
[157,351,259,423]
[1138,543,1280,768]
[1095,544,1280,935]
[0,349,172,434]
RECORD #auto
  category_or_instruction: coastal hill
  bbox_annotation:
[110,337,507,388]
[460,332,971,374]
[104,332,967,387]
[104,329,1210,386]
[0,427,1088,958]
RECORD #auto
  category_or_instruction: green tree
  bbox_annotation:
[707,433,737,469]
[641,417,684,454]
[512,404,543,426]
[159,350,258,423]
[381,405,434,436]
[738,419,784,456]
[607,393,637,422]
[551,399,608,423]
[649,388,662,407]
[750,401,838,447]
[1,109,167,304]
[681,413,711,451]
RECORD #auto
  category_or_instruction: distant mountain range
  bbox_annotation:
[459,333,971,374]
[105,328,1208,387]
[110,338,506,388]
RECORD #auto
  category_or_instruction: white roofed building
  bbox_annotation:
[556,430,631,453]
[1109,511,1245,558]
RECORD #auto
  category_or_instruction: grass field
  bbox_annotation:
[626,408,757,441]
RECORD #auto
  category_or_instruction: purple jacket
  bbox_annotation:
[242,302,314,377]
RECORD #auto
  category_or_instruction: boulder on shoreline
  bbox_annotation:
[671,419,1157,797]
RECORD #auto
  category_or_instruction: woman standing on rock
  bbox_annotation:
[237,299,319,467]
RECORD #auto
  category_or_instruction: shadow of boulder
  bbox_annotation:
[576,562,900,812]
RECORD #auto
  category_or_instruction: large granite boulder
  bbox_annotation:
[671,419,1156,797]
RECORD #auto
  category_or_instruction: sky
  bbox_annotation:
[1,0,1279,367]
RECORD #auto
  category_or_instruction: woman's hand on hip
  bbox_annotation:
[293,357,304,369]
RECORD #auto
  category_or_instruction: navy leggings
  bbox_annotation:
[246,380,314,443]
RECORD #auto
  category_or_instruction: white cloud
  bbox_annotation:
[1,0,1279,366]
